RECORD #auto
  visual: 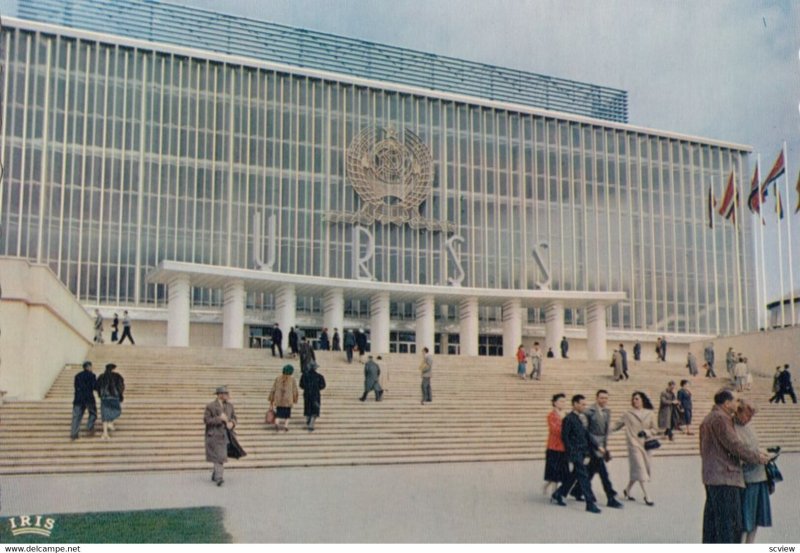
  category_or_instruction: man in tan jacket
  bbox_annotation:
[699,389,770,543]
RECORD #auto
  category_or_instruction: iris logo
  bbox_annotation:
[7,515,56,537]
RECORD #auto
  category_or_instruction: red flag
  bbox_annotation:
[762,150,785,190]
[717,172,737,222]
[748,165,765,213]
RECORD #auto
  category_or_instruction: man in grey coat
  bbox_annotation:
[204,386,238,487]
[687,351,699,376]
[704,344,715,378]
[584,390,624,508]
[360,355,384,401]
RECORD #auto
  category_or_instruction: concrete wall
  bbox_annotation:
[0,258,94,400]
[691,327,800,377]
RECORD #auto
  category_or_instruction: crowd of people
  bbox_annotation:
[70,361,126,441]
[93,309,135,345]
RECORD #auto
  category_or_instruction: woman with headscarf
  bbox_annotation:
[299,362,326,431]
[613,391,659,505]
[734,400,772,543]
[269,364,299,432]
[95,363,125,440]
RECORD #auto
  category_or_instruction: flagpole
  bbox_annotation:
[732,167,743,334]
[758,155,768,330]
[711,176,720,335]
[783,141,796,325]
[775,172,786,329]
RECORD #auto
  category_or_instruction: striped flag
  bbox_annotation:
[708,185,716,229]
[717,171,737,223]
[748,164,766,213]
[795,170,800,214]
[762,150,785,190]
[776,187,785,220]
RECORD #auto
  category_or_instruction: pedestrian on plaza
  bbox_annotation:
[355,328,368,363]
[659,381,680,441]
[726,347,737,379]
[419,347,433,404]
[204,386,242,486]
[687,351,699,377]
[776,364,797,404]
[543,393,568,497]
[677,379,694,435]
[331,328,341,351]
[585,390,624,509]
[618,344,629,379]
[298,336,316,374]
[611,348,623,381]
[733,356,749,393]
[95,363,124,440]
[299,362,326,431]
[550,394,601,514]
[655,337,663,362]
[560,336,569,359]
[516,344,527,379]
[700,389,770,543]
[360,355,384,401]
[93,309,104,344]
[546,347,555,358]
[70,361,97,441]
[733,400,773,544]
[271,323,284,358]
[269,365,299,432]
[660,336,668,362]
[319,328,330,351]
[288,326,299,358]
[633,341,641,362]
[117,310,135,345]
[344,329,356,364]
[613,391,658,505]
[704,343,715,377]
[528,342,543,380]
[110,312,119,343]
[704,360,717,379]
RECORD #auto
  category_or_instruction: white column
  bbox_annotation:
[370,292,390,354]
[502,299,522,357]
[167,275,190,347]
[415,295,435,354]
[545,301,565,355]
[323,288,344,339]
[459,297,479,356]
[222,279,245,349]
[274,284,296,351]
[586,302,608,361]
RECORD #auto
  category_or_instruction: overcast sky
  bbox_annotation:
[175,0,800,306]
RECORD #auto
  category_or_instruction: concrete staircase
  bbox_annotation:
[0,345,797,475]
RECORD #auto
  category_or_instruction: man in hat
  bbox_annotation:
[71,361,97,440]
[360,355,384,402]
[204,386,238,486]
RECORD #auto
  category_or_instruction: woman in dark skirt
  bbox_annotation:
[677,380,694,435]
[269,364,299,432]
[95,363,124,440]
[299,362,326,431]
[734,400,772,544]
[544,393,568,496]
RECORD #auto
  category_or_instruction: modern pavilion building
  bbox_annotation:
[0,0,758,358]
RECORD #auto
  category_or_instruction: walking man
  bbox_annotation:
[550,394,601,514]
[725,347,736,378]
[704,343,715,379]
[204,386,239,487]
[687,351,699,377]
[70,361,97,441]
[560,336,569,359]
[288,326,299,358]
[110,312,119,343]
[93,309,104,344]
[344,329,356,363]
[528,342,543,380]
[360,355,384,401]
[660,336,668,362]
[700,389,769,543]
[117,310,135,345]
[773,364,797,404]
[633,341,641,362]
[420,347,433,404]
[332,328,341,351]
[618,344,629,379]
[356,328,368,363]
[585,390,624,509]
[298,336,316,374]
[271,323,283,358]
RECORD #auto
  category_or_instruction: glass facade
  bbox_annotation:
[0,20,757,337]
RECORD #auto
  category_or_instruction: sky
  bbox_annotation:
[3,0,799,305]
[179,0,800,307]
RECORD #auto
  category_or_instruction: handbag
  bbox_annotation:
[226,428,247,460]
[644,438,661,451]
[265,407,276,425]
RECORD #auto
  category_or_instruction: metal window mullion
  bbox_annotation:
[624,133,636,329]
[132,53,148,305]
[0,29,11,227]
[153,55,167,306]
[226,65,236,266]
[323,82,332,277]
[482,110,489,288]
[190,62,202,267]
[208,63,219,267]
[494,111,501,289]
[173,58,184,260]
[75,41,92,301]
[571,126,579,295]
[580,125,589,298]
[16,34,32,256]
[717,149,730,334]
[292,79,301,275]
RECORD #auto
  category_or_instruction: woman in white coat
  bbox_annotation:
[613,391,659,506]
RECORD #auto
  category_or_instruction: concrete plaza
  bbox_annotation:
[1,454,798,543]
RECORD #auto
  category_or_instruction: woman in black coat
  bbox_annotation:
[299,363,326,431]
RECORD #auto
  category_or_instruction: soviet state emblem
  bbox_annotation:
[327,126,455,232]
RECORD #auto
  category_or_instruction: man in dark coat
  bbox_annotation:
[319,328,330,351]
[560,336,569,359]
[360,355,384,401]
[551,394,601,514]
[618,344,629,379]
[298,336,316,374]
[70,361,97,440]
[271,323,284,358]
[585,390,623,508]
[332,328,341,351]
[632,341,641,361]
[288,326,299,358]
[699,389,769,543]
[355,328,368,362]
[776,364,797,404]
[299,362,326,431]
[660,336,668,362]
[204,386,240,486]
[343,330,356,363]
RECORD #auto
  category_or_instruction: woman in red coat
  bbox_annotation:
[543,393,568,496]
